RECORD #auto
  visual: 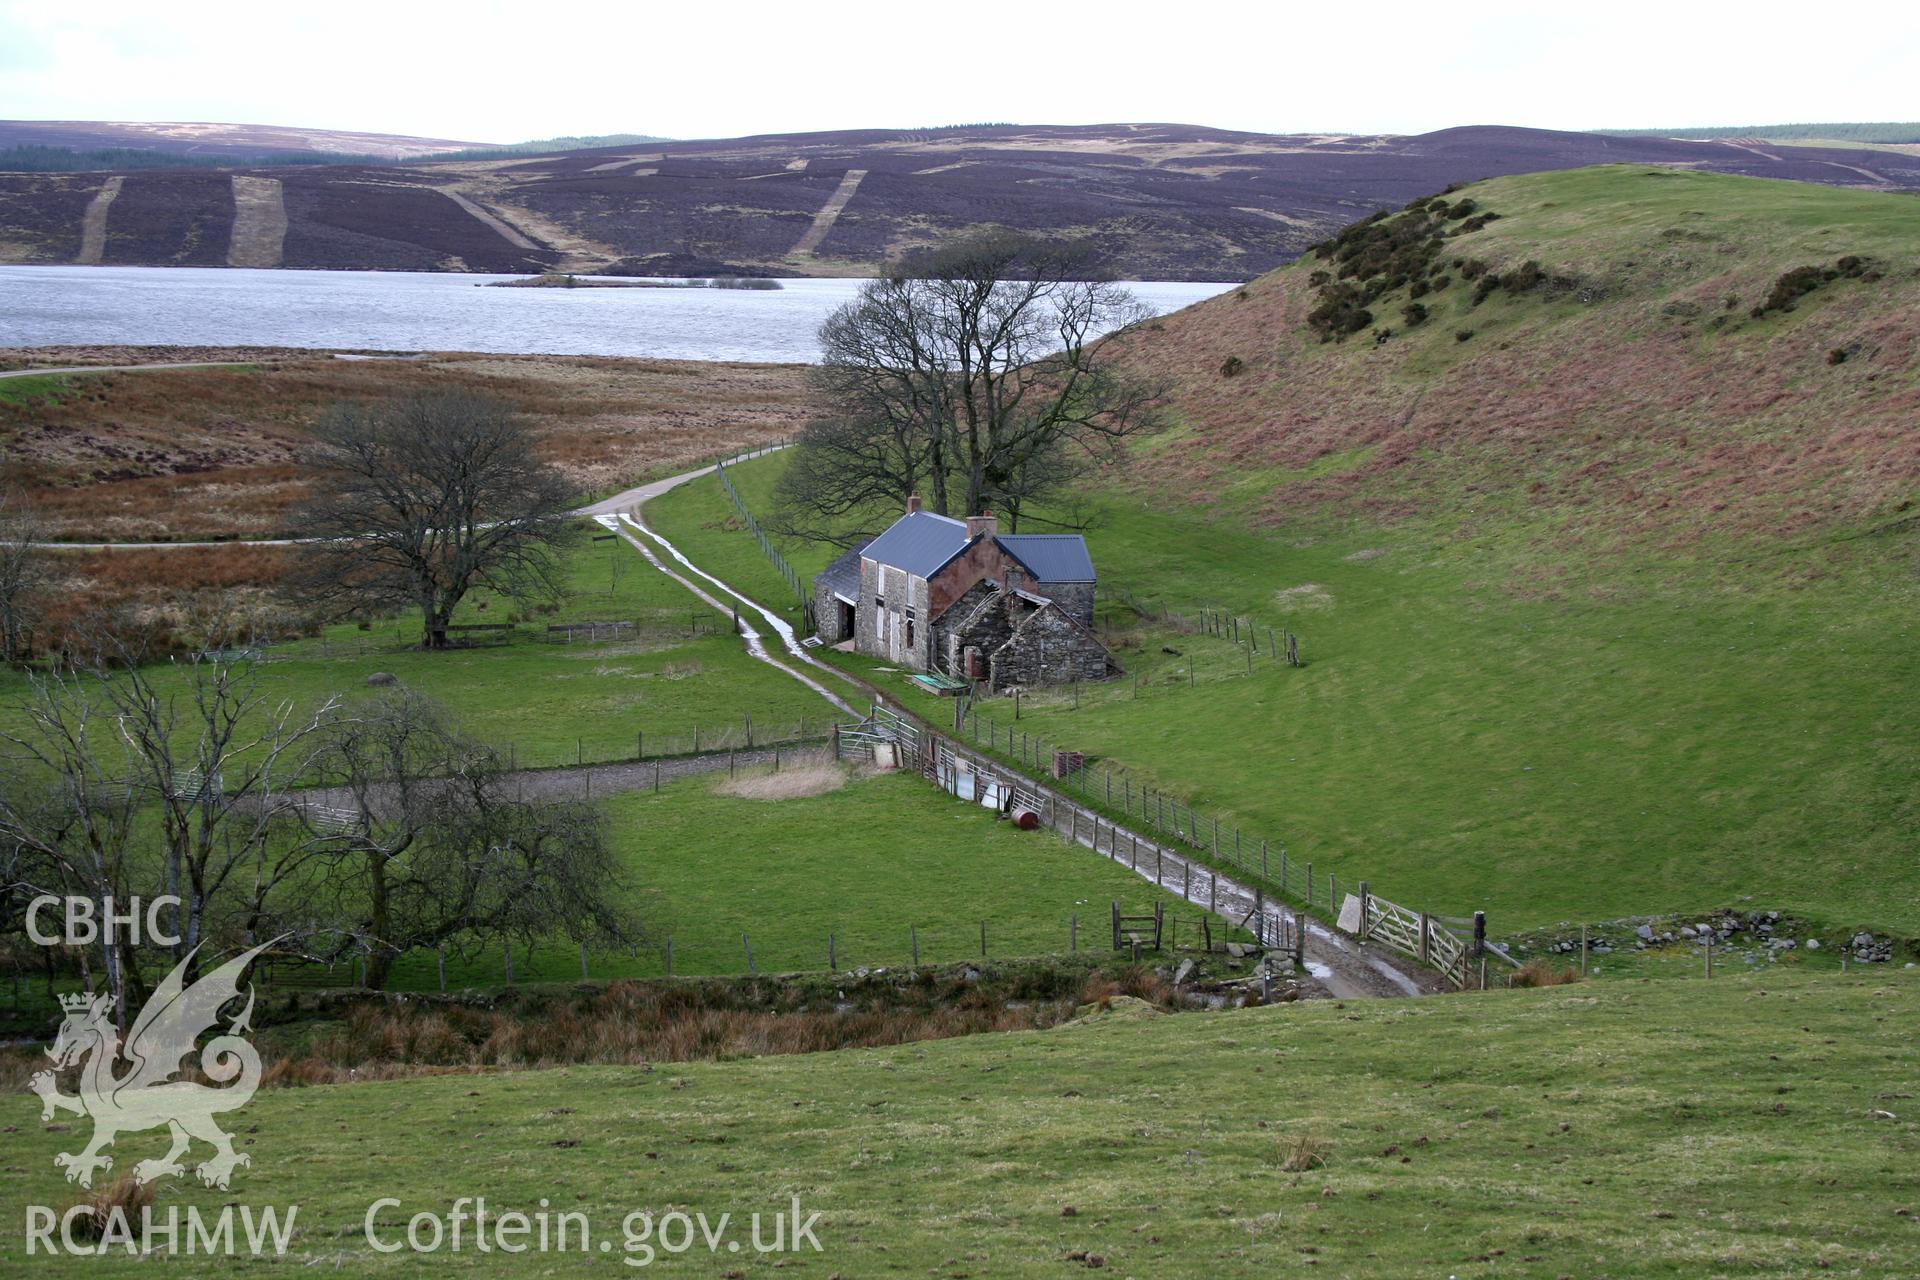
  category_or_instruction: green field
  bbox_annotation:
[648,439,1917,940]
[372,765,1228,989]
[5,968,1914,1276]
[0,528,831,770]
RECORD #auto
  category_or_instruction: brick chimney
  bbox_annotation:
[906,493,922,514]
[966,511,996,540]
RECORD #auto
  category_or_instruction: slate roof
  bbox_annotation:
[858,512,1096,584]
[859,511,970,578]
[817,540,870,601]
[997,534,1096,583]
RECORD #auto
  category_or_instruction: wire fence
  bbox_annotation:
[713,449,814,628]
[242,902,1239,993]
[496,714,832,773]
[949,701,1477,985]
[1107,589,1304,667]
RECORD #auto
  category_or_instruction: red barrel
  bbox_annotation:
[1009,808,1041,831]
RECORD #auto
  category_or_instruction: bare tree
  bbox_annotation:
[0,490,52,664]
[310,689,642,990]
[775,233,1166,536]
[0,639,344,1014]
[295,392,578,648]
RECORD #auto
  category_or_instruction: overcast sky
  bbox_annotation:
[3,0,1915,144]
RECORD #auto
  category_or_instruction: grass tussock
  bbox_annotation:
[712,756,848,800]
[1508,959,1583,988]
[1279,1131,1331,1172]
[64,1174,156,1240]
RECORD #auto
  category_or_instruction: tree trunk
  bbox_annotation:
[363,852,394,990]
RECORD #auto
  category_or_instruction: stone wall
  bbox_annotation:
[989,601,1112,690]
[855,558,934,669]
[813,579,851,643]
[1033,580,1095,629]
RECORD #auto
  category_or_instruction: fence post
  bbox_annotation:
[637,730,644,761]
[1305,862,1313,907]
[1183,858,1191,901]
[664,935,673,976]
[1071,913,1078,952]
[911,925,920,968]
[979,920,987,958]
[1357,881,1370,941]
[743,933,755,975]
[1579,923,1588,976]
[437,947,447,993]
[502,942,513,984]
[829,931,837,971]
[1418,913,1431,966]
[1473,911,1486,960]
[579,939,590,981]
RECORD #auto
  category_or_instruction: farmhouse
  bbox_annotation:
[812,499,1115,692]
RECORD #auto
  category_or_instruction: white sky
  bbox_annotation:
[1,0,1916,144]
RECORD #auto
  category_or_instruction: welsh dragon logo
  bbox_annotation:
[29,940,276,1190]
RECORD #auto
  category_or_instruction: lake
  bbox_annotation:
[0,267,1238,363]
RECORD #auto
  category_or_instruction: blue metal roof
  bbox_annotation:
[997,534,1095,583]
[860,511,970,578]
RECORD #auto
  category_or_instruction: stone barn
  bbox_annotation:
[812,497,1115,691]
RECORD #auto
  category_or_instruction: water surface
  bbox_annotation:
[0,267,1237,362]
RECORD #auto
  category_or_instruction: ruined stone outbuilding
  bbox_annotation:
[811,498,1115,691]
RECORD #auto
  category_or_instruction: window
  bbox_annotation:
[906,607,916,648]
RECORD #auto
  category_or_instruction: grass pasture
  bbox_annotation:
[370,764,1228,989]
[2,968,1914,1276]
[1,525,831,769]
[647,448,1918,941]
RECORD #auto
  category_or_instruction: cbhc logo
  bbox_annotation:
[25,895,183,947]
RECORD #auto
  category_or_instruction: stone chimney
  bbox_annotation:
[906,493,922,514]
[1004,565,1024,595]
[966,511,996,540]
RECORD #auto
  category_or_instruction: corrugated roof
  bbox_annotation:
[816,540,870,600]
[860,511,970,578]
[997,534,1095,582]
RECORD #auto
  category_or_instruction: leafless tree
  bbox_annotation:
[0,490,52,664]
[309,689,642,990]
[0,639,342,1018]
[294,392,578,648]
[775,233,1166,538]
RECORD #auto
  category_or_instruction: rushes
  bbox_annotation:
[1279,1132,1331,1173]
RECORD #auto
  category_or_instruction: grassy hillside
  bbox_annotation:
[651,171,1919,937]
[4,969,1914,1275]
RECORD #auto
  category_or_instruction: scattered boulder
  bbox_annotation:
[1635,924,1655,942]
[366,672,398,687]
[1174,959,1195,985]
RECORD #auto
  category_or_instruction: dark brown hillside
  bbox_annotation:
[1112,166,1920,556]
[4,124,1916,280]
